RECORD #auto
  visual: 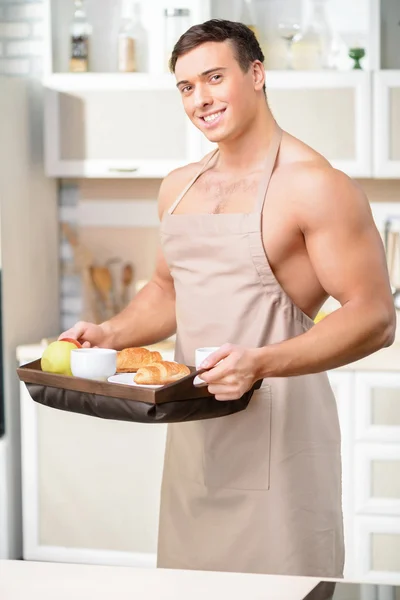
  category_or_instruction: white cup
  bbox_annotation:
[194,346,220,387]
[70,348,117,381]
[195,346,220,369]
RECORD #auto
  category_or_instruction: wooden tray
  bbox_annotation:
[17,360,262,424]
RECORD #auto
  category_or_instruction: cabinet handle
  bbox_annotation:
[108,167,139,173]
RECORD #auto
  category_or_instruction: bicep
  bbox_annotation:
[301,174,392,307]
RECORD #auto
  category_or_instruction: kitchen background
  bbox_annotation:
[2,0,400,593]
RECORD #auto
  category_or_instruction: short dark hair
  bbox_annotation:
[169,19,265,92]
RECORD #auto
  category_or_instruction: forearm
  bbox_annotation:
[100,280,176,350]
[255,299,396,378]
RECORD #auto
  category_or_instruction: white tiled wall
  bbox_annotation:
[0,1,44,76]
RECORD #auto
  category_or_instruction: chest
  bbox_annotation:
[175,171,261,215]
[172,171,302,265]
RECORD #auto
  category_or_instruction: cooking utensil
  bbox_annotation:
[61,223,101,323]
[106,257,122,314]
[120,263,134,308]
[90,265,114,320]
[386,227,400,309]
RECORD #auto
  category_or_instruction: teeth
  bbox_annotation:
[204,111,222,123]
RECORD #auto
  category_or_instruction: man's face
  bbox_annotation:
[174,41,259,144]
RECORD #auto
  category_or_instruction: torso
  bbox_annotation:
[163,131,331,320]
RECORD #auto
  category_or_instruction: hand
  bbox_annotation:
[198,343,261,401]
[58,321,109,348]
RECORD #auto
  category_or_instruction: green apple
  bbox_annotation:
[41,340,78,376]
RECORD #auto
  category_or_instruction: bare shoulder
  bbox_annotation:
[290,164,371,233]
[275,134,371,232]
[157,151,215,219]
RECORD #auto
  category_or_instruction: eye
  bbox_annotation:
[181,85,192,94]
[210,74,222,82]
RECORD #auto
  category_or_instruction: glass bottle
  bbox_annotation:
[292,0,333,70]
[164,8,191,72]
[118,1,148,73]
[239,0,260,41]
[69,0,92,73]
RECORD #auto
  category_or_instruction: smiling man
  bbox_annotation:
[61,20,396,577]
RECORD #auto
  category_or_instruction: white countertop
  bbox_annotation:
[0,560,320,600]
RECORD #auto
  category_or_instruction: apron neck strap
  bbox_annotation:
[168,148,219,215]
[255,123,282,214]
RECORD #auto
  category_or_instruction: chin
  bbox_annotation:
[204,129,230,144]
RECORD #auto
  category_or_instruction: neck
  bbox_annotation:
[215,105,277,173]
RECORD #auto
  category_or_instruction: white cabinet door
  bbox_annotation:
[354,371,400,443]
[202,72,372,177]
[20,353,168,567]
[355,443,400,516]
[373,71,400,177]
[44,76,204,178]
[267,72,372,177]
[355,516,400,584]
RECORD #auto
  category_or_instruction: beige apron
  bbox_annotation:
[157,125,344,577]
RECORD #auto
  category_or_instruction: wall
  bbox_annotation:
[0,1,44,77]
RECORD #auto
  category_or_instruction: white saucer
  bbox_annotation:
[108,373,163,388]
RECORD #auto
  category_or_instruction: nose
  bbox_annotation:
[193,84,213,111]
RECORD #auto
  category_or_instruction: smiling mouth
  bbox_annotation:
[199,109,226,126]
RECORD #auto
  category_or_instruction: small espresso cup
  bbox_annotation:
[195,346,220,369]
[194,346,220,387]
[70,348,117,381]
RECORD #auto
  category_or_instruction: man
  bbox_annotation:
[60,20,396,577]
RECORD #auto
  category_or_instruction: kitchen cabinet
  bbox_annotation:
[352,371,400,583]
[373,71,400,178]
[44,75,205,178]
[18,339,400,582]
[203,71,372,177]
[42,0,378,179]
[18,342,172,568]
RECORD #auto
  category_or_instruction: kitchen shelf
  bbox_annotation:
[42,0,400,179]
[43,69,368,92]
[43,72,177,91]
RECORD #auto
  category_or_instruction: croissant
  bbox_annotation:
[134,361,190,385]
[116,347,162,373]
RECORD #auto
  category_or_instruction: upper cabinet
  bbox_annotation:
[42,0,399,179]
[373,72,400,178]
[266,71,371,178]
[44,75,204,178]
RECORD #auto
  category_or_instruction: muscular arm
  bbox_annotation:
[101,247,176,350]
[256,167,396,378]
[100,174,179,350]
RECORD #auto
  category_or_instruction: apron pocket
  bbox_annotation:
[203,384,272,491]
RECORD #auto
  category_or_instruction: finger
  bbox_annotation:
[82,341,91,348]
[199,343,233,369]
[207,383,236,396]
[200,356,235,383]
[215,393,237,402]
[67,321,87,341]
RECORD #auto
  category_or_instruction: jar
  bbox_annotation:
[164,8,191,71]
[292,0,334,70]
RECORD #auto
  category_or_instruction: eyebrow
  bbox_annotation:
[176,67,227,88]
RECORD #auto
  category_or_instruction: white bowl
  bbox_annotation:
[70,348,117,381]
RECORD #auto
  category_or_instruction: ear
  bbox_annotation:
[252,60,265,92]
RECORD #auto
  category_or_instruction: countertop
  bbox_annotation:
[0,560,327,600]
